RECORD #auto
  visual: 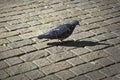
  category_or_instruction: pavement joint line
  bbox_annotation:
[0,0,120,80]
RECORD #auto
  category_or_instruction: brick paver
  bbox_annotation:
[5,62,37,76]
[25,69,45,80]
[0,0,120,80]
[55,70,75,80]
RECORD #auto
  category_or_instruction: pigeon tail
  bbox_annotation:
[38,35,45,39]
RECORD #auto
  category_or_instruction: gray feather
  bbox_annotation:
[38,20,80,40]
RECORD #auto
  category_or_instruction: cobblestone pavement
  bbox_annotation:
[0,0,120,80]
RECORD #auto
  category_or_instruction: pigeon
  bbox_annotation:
[38,20,80,42]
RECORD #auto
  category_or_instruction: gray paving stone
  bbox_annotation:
[107,55,120,63]
[0,23,6,27]
[90,27,108,35]
[5,74,29,80]
[104,16,120,24]
[114,4,120,10]
[85,42,109,51]
[71,31,95,40]
[69,75,91,80]
[97,5,113,11]
[92,32,117,41]
[78,14,91,20]
[7,39,34,49]
[67,57,85,66]
[68,9,89,18]
[20,45,36,53]
[28,25,41,32]
[32,22,53,31]
[71,47,90,56]
[4,57,23,66]
[19,30,43,39]
[108,10,120,18]
[107,37,120,45]
[49,9,68,17]
[20,50,49,61]
[100,63,120,77]
[83,17,104,24]
[0,46,10,52]
[0,16,16,23]
[5,23,29,31]
[0,30,19,39]
[39,75,61,80]
[0,70,9,79]
[26,10,39,17]
[81,37,97,42]
[40,61,72,75]
[104,47,120,55]
[116,44,120,49]
[23,9,34,16]
[85,7,99,13]
[52,5,69,12]
[103,23,120,32]
[102,76,120,80]
[0,49,24,60]
[95,8,117,16]
[47,51,76,63]
[101,14,113,20]
[0,0,120,80]
[7,19,21,25]
[7,36,22,42]
[86,10,102,17]
[0,39,9,45]
[0,61,8,70]
[0,28,7,33]
[0,10,24,18]
[17,28,31,34]
[70,62,102,75]
[33,58,51,68]
[27,20,41,26]
[86,71,106,80]
[55,70,75,80]
[33,41,52,50]
[38,8,54,14]
[80,50,108,62]
[94,57,114,67]
[61,44,76,51]
[95,21,109,27]
[25,69,44,80]
[112,29,120,36]
[40,16,60,24]
[46,46,64,54]
[117,73,120,78]
[105,0,118,4]
[76,1,95,9]
[5,62,37,76]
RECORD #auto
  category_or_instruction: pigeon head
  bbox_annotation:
[71,20,80,26]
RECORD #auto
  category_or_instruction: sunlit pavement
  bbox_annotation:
[0,0,120,80]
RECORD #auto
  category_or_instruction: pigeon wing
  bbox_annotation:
[39,24,71,39]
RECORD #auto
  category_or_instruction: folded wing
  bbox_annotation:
[38,24,71,39]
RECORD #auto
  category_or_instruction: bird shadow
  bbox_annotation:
[47,40,110,47]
